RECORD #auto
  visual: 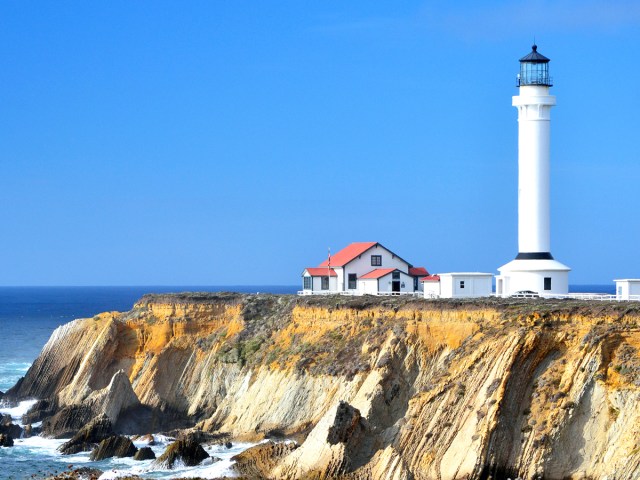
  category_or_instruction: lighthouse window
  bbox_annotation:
[371,255,382,266]
[321,277,329,290]
[459,281,465,289]
[544,277,552,291]
[303,277,312,290]
[348,274,357,290]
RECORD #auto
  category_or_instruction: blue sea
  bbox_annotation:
[0,285,297,480]
[0,284,617,479]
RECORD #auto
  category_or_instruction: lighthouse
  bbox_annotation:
[496,45,570,297]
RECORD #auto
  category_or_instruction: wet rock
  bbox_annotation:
[0,433,14,447]
[45,466,104,479]
[139,434,155,445]
[0,414,23,438]
[44,403,96,438]
[89,435,138,461]
[23,398,57,425]
[58,414,113,455]
[133,446,156,461]
[154,437,210,468]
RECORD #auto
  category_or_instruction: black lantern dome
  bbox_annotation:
[517,44,552,87]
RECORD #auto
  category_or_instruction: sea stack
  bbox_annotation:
[496,45,570,297]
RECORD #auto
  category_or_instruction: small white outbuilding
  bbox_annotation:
[614,279,640,300]
[422,272,493,299]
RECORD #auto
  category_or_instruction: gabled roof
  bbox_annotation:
[303,268,337,277]
[360,268,398,280]
[318,242,378,267]
[318,242,412,268]
[409,267,429,277]
[421,275,441,282]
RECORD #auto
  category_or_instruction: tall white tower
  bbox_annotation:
[496,45,570,297]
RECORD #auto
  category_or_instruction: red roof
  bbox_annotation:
[421,275,440,282]
[360,268,397,280]
[318,242,378,267]
[304,268,337,277]
[409,267,429,276]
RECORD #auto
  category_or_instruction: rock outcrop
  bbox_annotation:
[58,414,113,455]
[154,437,210,468]
[232,440,298,478]
[0,433,14,447]
[89,435,138,461]
[133,446,156,461]
[0,414,22,438]
[6,293,640,479]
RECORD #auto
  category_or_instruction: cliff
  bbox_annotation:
[6,293,640,479]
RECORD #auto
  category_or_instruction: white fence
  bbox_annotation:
[493,293,640,302]
[297,290,422,297]
[298,290,640,301]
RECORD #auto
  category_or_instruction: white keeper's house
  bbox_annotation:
[300,242,429,295]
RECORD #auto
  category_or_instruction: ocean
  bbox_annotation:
[0,284,617,479]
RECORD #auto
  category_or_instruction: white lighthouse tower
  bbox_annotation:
[496,45,570,297]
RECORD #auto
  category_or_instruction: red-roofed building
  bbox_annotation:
[301,242,429,295]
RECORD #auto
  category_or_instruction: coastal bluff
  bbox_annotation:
[5,293,640,479]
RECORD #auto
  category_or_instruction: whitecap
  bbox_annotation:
[0,399,38,424]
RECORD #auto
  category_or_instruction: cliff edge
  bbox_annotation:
[6,293,640,479]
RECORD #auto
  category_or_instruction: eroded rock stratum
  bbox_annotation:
[6,293,640,479]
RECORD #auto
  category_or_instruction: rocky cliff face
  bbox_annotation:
[6,293,640,479]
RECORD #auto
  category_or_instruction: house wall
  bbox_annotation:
[498,271,568,297]
[616,281,640,300]
[376,271,414,293]
[423,282,440,298]
[302,273,337,292]
[358,279,379,295]
[440,275,493,298]
[342,244,410,291]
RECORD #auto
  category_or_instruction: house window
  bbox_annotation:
[460,281,465,289]
[303,276,312,290]
[392,271,400,280]
[544,277,552,291]
[321,276,329,290]
[348,273,357,289]
[371,255,382,266]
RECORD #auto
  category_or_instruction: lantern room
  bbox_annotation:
[517,44,552,87]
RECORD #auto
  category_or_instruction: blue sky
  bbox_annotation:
[1,1,639,285]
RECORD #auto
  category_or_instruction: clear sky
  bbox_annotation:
[1,1,639,286]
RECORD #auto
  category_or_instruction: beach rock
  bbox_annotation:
[140,433,155,445]
[45,466,104,480]
[0,416,22,439]
[0,433,14,447]
[90,435,138,461]
[154,437,210,468]
[59,414,113,455]
[133,446,156,461]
